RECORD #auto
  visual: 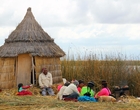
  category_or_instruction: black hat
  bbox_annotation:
[101,80,107,85]
[102,80,106,83]
[78,80,84,84]
[64,82,70,86]
[101,80,107,87]
[87,81,94,87]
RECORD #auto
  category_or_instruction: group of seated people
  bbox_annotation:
[16,68,114,102]
[56,79,112,102]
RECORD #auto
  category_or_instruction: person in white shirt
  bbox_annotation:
[57,82,70,100]
[39,68,54,96]
[63,80,80,99]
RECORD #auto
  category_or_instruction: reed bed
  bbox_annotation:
[61,52,140,96]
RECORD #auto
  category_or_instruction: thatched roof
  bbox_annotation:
[0,7,65,57]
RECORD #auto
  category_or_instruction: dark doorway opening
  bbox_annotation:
[31,56,36,84]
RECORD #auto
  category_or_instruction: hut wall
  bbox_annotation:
[0,58,16,89]
[17,54,32,85]
[35,56,62,84]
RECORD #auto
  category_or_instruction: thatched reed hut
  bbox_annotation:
[0,7,65,89]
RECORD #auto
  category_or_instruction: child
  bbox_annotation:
[17,83,33,96]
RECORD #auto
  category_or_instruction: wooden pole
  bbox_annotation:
[32,56,35,85]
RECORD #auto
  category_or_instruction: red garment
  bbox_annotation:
[97,88,111,97]
[22,85,30,89]
[17,90,32,96]
[57,85,63,91]
[17,85,32,96]
[77,87,82,93]
[63,98,78,102]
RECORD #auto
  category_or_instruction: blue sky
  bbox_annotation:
[0,0,140,59]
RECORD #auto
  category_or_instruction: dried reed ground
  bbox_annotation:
[0,86,140,110]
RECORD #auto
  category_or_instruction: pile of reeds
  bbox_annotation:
[0,86,140,110]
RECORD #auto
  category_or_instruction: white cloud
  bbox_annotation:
[0,27,14,40]
[0,0,140,58]
[126,24,140,40]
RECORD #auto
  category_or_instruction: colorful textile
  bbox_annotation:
[17,90,32,95]
[63,98,78,102]
[78,96,97,102]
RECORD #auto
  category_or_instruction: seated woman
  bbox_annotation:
[95,80,111,99]
[77,80,85,93]
[57,82,70,100]
[78,81,96,102]
[62,80,80,101]
[17,83,33,96]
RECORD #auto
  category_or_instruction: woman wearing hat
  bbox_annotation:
[77,80,85,93]
[95,80,111,98]
[78,81,96,102]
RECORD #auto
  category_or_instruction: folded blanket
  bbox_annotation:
[78,96,97,102]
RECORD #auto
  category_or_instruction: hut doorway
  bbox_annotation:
[31,56,36,85]
[16,54,32,85]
